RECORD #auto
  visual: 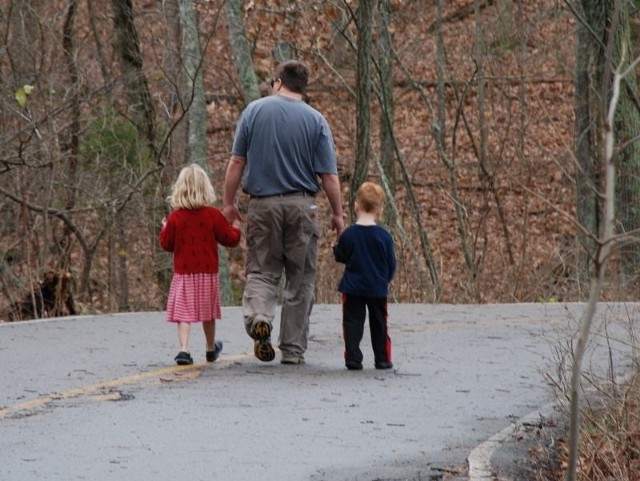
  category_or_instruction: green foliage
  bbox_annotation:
[80,111,152,178]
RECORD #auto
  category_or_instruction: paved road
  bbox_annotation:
[1,303,636,481]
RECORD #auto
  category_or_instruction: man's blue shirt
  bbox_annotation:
[231,95,337,197]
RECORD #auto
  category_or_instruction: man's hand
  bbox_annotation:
[320,172,345,241]
[223,204,242,224]
[222,155,246,224]
[331,212,345,240]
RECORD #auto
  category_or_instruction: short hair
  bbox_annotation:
[168,163,216,210]
[275,60,309,94]
[356,182,386,213]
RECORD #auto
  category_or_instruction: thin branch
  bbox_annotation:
[565,50,626,481]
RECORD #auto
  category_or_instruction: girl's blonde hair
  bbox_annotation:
[168,163,216,210]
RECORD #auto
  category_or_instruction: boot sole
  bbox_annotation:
[253,321,275,362]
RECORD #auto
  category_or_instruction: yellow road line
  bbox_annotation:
[0,352,252,420]
[1,316,561,420]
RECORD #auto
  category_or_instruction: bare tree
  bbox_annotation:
[375,0,396,225]
[178,0,207,166]
[565,46,640,481]
[61,0,80,274]
[225,0,260,105]
[160,0,188,168]
[571,0,640,287]
[111,0,158,309]
[350,0,373,219]
[111,0,157,152]
[221,0,263,305]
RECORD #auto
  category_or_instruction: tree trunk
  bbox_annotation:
[350,0,373,219]
[162,0,189,169]
[574,5,599,290]
[223,0,263,304]
[180,0,235,305]
[475,0,514,272]
[434,0,476,289]
[111,0,157,154]
[495,0,513,48]
[111,0,159,309]
[565,36,629,481]
[61,0,79,273]
[512,0,532,299]
[6,0,43,90]
[117,211,129,310]
[87,0,112,100]
[178,0,207,166]
[609,3,640,280]
[376,0,396,226]
[574,0,640,285]
[225,0,260,105]
[154,0,187,298]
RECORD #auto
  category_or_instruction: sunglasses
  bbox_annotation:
[270,78,281,88]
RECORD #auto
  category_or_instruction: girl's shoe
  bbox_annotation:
[175,351,193,365]
[206,340,223,362]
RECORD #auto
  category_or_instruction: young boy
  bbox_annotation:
[333,182,396,370]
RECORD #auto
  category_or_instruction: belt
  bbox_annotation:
[249,191,316,199]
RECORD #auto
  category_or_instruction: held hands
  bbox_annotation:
[331,212,345,241]
[223,204,242,225]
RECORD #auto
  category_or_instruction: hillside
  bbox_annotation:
[203,0,580,305]
[0,0,624,317]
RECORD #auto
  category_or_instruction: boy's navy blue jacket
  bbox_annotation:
[333,224,396,298]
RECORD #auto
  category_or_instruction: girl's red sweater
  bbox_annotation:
[159,206,241,274]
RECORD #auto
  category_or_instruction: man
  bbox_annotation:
[223,60,344,365]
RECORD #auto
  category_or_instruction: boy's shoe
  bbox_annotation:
[345,360,363,370]
[375,361,393,370]
[174,351,193,365]
[206,340,223,362]
[252,321,275,362]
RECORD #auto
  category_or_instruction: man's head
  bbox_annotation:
[272,60,309,95]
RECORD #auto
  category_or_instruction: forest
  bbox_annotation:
[3,2,640,479]
[0,0,638,318]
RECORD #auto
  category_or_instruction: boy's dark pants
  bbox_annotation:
[341,294,392,365]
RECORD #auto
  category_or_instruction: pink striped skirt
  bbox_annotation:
[165,273,221,323]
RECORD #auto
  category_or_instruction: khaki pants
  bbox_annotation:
[243,193,319,359]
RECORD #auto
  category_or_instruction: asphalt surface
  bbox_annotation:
[1,303,637,481]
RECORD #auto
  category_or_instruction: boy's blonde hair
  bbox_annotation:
[168,163,216,210]
[356,181,385,213]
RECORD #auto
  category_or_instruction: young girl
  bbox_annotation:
[160,163,242,365]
